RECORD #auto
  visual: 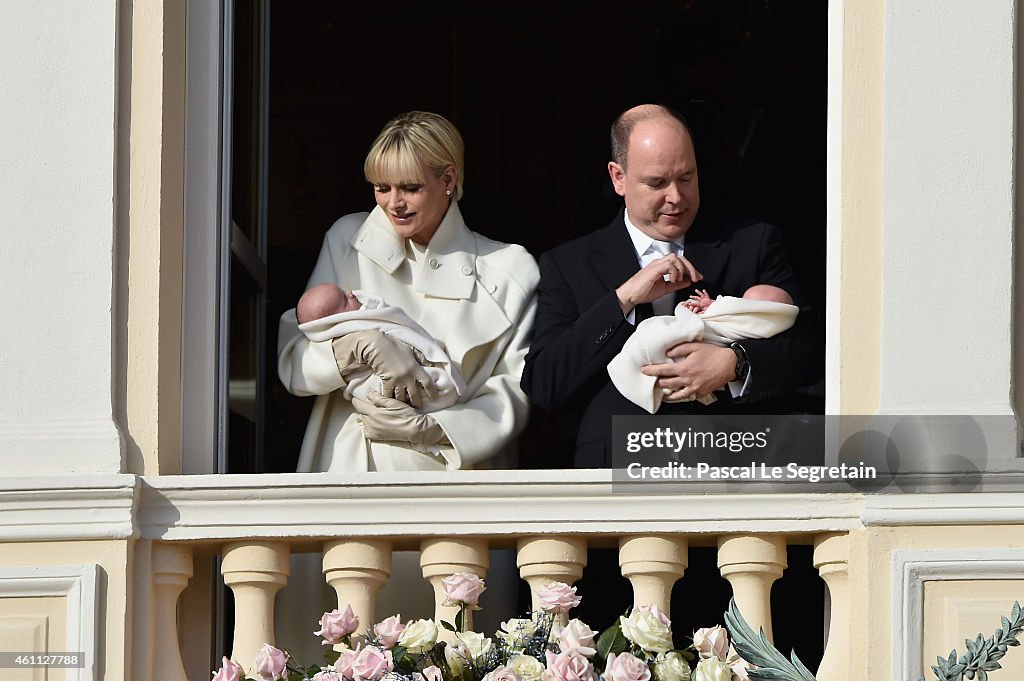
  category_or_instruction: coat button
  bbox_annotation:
[428,258,440,269]
[461,265,473,275]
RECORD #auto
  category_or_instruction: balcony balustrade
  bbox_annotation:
[137,470,861,681]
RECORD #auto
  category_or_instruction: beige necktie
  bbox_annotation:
[650,240,677,316]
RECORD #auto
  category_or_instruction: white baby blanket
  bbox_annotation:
[607,296,799,414]
[298,291,467,413]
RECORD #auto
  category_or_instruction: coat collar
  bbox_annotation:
[352,203,478,299]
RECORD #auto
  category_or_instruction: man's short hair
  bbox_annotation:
[610,105,694,170]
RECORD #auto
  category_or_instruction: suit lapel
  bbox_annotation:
[589,211,643,293]
[680,215,730,298]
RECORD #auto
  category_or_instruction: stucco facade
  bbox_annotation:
[0,1,1022,679]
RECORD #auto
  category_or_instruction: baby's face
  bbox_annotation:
[338,290,362,313]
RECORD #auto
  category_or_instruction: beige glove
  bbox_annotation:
[351,391,448,445]
[331,330,438,408]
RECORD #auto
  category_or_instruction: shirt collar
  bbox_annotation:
[623,209,683,260]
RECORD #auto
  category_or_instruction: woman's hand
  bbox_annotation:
[331,330,439,408]
[351,391,446,444]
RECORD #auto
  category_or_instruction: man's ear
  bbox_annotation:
[608,161,626,196]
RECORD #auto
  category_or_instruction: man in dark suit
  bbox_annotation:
[522,104,820,468]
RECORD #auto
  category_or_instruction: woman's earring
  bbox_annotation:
[446,189,452,197]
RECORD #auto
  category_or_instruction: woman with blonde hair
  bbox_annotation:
[278,111,538,472]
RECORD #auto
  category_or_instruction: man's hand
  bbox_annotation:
[615,255,702,315]
[351,391,446,444]
[640,341,736,400]
[331,330,438,408]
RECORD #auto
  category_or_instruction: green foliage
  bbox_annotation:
[924,601,1024,681]
[723,598,816,681]
[393,645,417,674]
[594,615,629,668]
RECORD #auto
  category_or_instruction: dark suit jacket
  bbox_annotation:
[521,209,822,467]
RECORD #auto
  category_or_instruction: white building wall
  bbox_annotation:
[881,0,1016,418]
[0,0,122,473]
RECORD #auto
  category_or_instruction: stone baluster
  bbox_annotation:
[516,536,587,624]
[152,543,193,681]
[421,538,489,638]
[222,541,290,667]
[619,535,688,614]
[717,534,787,642]
[323,539,392,645]
[813,533,851,681]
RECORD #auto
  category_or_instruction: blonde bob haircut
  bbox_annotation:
[364,111,465,201]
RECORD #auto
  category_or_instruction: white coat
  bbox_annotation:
[278,203,539,472]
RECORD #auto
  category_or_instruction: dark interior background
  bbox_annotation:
[263,0,827,474]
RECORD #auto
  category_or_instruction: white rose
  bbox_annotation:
[652,652,691,681]
[453,631,493,663]
[398,619,438,654]
[498,618,538,647]
[692,658,731,681]
[507,654,545,681]
[619,607,673,654]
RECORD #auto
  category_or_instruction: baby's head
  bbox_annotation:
[742,284,793,305]
[297,283,362,324]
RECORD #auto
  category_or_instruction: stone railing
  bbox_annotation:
[137,471,863,681]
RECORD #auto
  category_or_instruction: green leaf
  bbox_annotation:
[441,620,457,632]
[595,619,628,666]
[456,609,465,633]
[723,599,816,681]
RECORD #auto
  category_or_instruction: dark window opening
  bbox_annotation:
[227,0,827,472]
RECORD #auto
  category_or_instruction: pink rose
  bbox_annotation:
[692,626,729,661]
[422,666,444,681]
[543,651,595,681]
[373,614,407,648]
[334,644,361,680]
[730,659,750,681]
[313,672,342,681]
[212,656,244,681]
[557,619,597,657]
[252,644,288,681]
[442,572,486,606]
[317,606,360,644]
[604,653,652,681]
[352,644,394,681]
[536,582,582,614]
[483,666,523,681]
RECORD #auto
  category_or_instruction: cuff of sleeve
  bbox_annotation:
[411,441,462,470]
[727,367,752,398]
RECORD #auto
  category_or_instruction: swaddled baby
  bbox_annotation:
[607,284,799,413]
[295,283,466,412]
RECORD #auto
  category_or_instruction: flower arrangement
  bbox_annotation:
[211,573,757,681]
[212,578,1024,681]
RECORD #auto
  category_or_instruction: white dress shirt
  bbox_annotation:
[620,210,749,398]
